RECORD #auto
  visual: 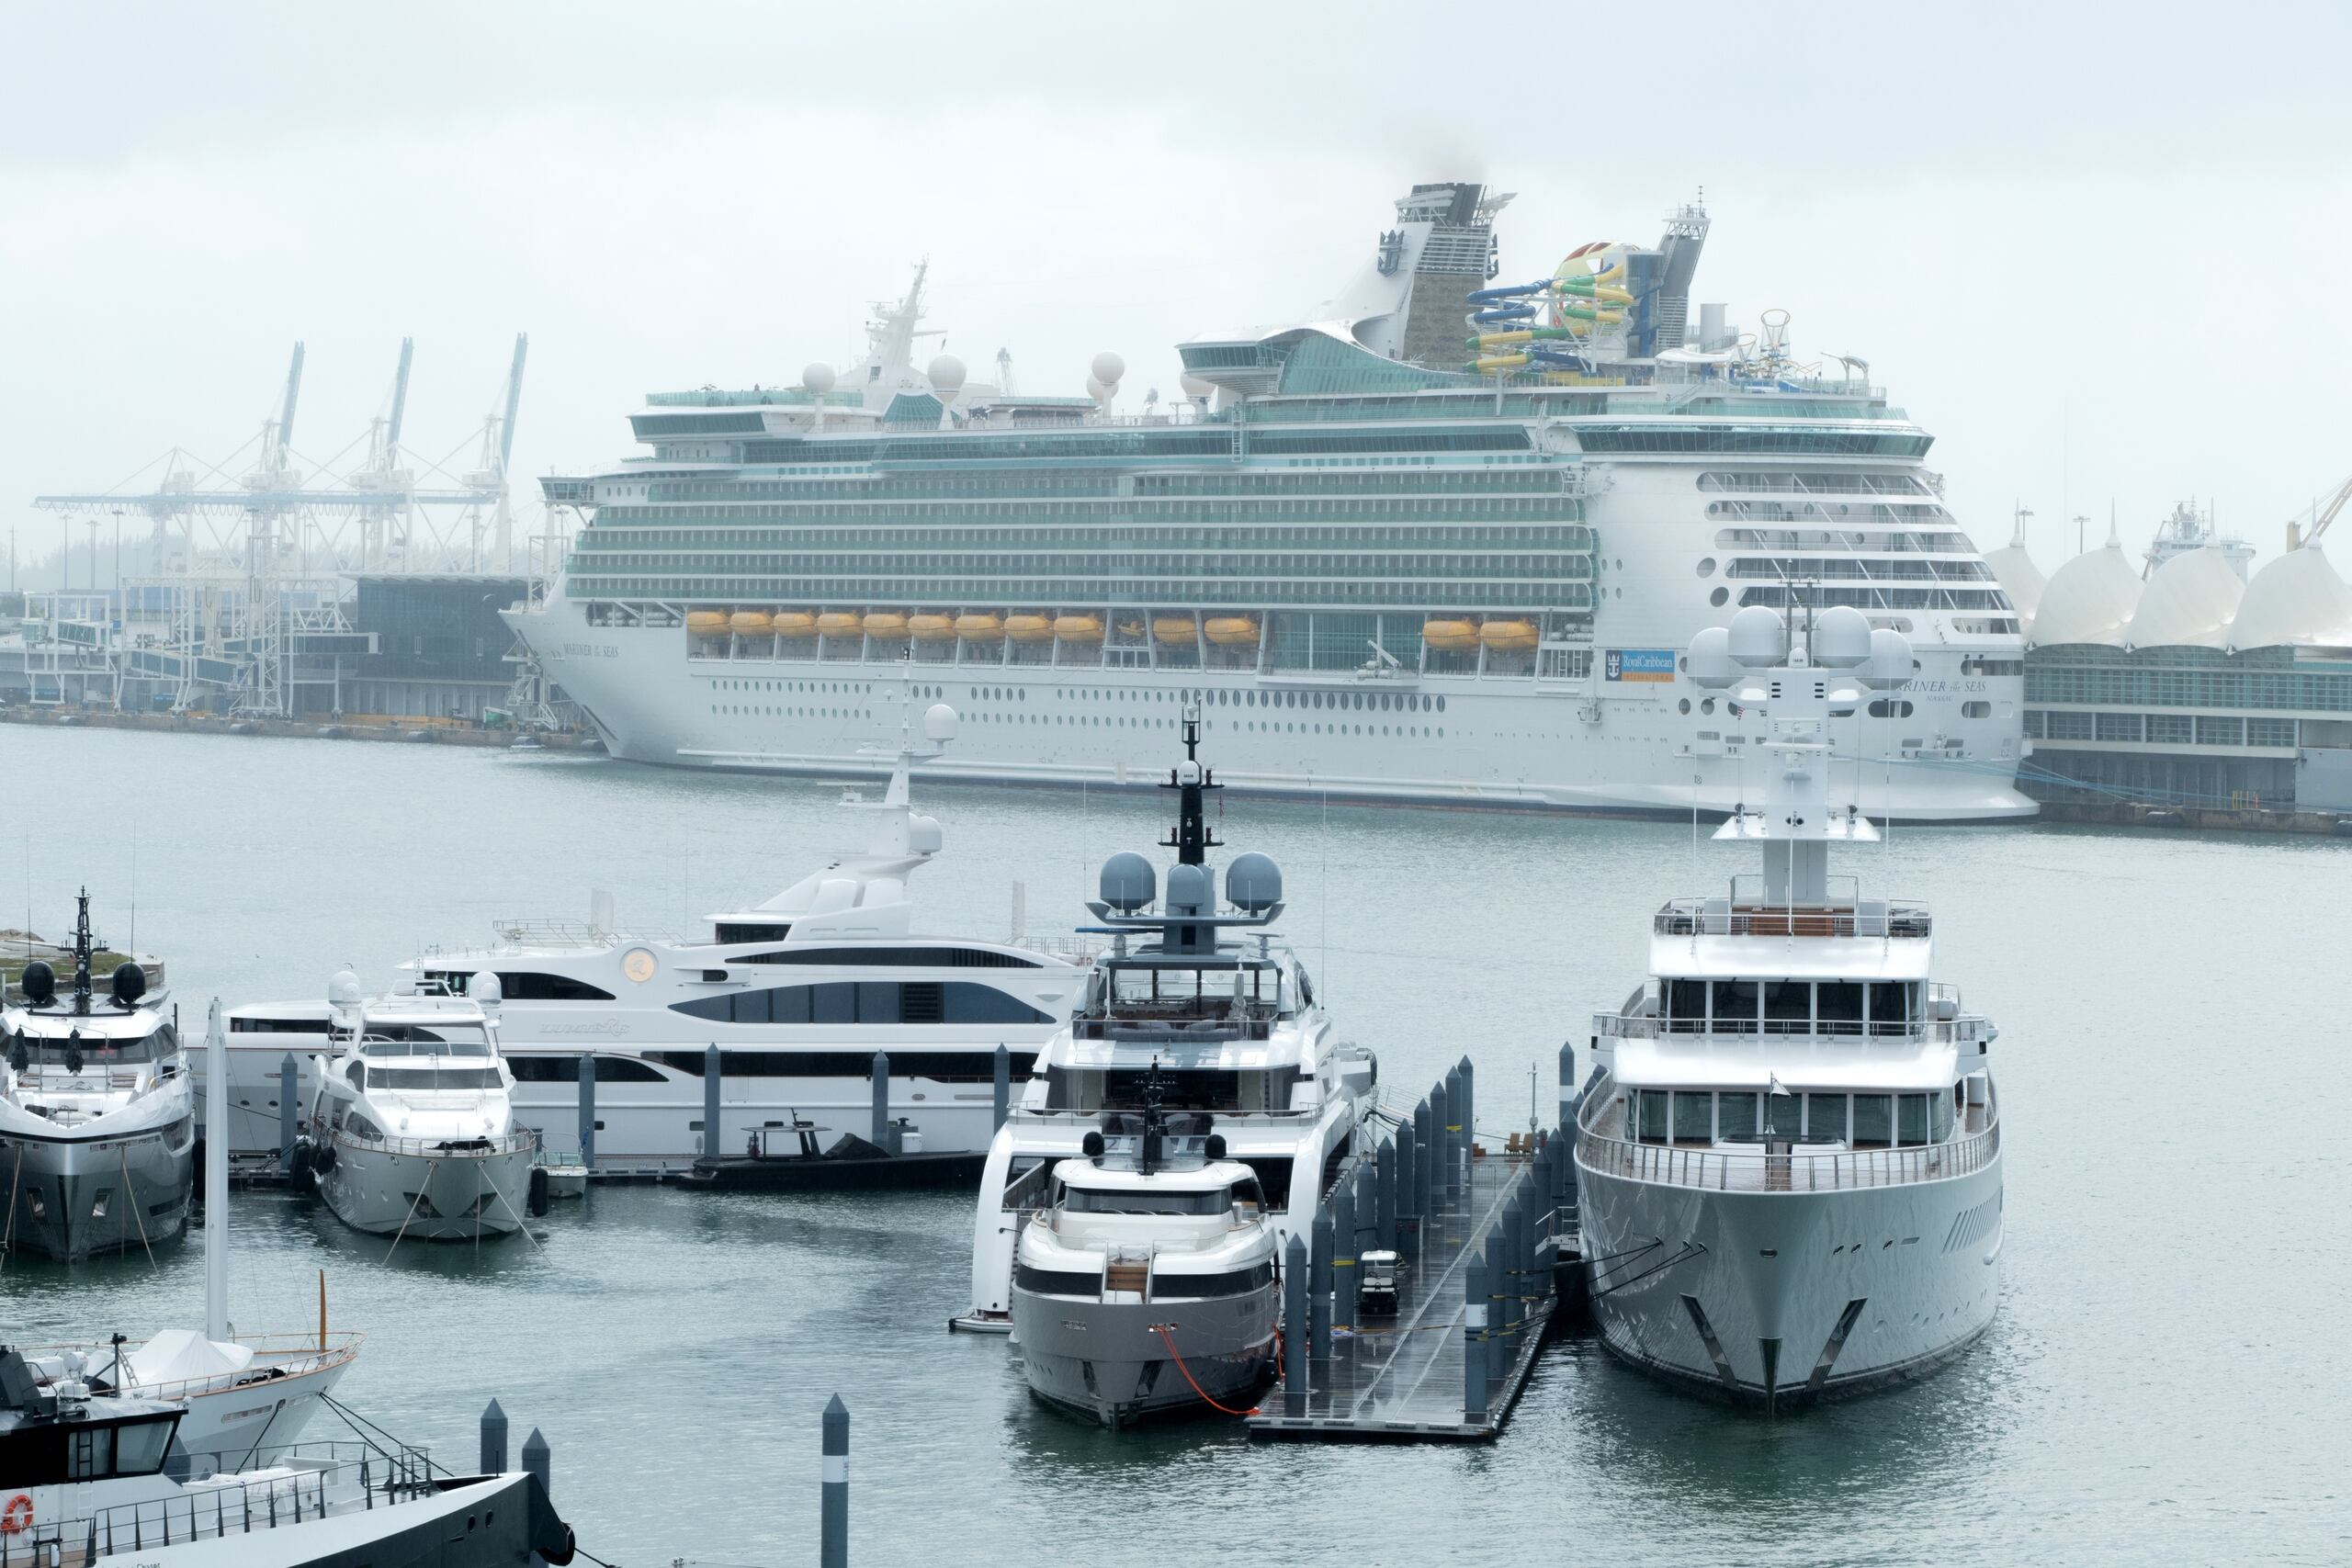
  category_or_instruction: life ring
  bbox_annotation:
[2,1493,31,1533]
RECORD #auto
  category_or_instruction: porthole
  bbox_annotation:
[1701,696,1716,715]
[1710,587,1730,607]
[1679,698,1691,715]
[1696,557,1716,578]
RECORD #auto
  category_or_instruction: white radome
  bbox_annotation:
[927,355,967,394]
[802,361,837,395]
[1091,352,1125,387]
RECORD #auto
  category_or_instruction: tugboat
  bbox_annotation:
[1012,1065,1279,1427]
[0,894,194,1261]
[1576,604,2005,1410]
[960,706,1376,1335]
[298,971,541,1241]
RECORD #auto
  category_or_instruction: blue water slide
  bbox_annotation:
[1471,304,1537,324]
[1464,279,1551,305]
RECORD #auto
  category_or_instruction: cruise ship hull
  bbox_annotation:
[0,1118,195,1263]
[1577,1155,2002,1409]
[514,601,2034,823]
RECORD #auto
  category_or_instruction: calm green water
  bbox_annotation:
[0,726,2345,1566]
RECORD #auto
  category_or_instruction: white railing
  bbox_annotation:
[334,1126,539,1160]
[1577,1115,1999,1194]
[24,1334,362,1404]
[1652,897,1932,939]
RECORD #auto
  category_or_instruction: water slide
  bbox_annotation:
[1462,246,1636,366]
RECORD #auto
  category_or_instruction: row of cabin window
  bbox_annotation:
[1631,1088,1957,1147]
[1662,979,1920,1034]
[505,1049,1041,1083]
[669,981,1055,1026]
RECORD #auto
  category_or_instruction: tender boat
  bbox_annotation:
[21,1329,359,1472]
[1012,1073,1279,1427]
[296,974,539,1241]
[0,1345,574,1565]
[0,894,193,1262]
[212,702,1080,1173]
[1576,605,2004,1411]
[960,708,1377,1334]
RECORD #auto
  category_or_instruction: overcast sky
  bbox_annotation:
[4,1,2347,585]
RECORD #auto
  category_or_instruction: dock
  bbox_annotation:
[1248,1058,1577,1444]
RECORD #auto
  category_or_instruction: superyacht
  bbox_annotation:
[1575,604,2004,1410]
[512,181,2030,820]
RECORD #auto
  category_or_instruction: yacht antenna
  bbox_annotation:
[1138,1056,1167,1178]
[71,888,94,1018]
[1161,705,1220,866]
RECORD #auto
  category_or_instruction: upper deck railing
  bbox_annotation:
[1653,897,1932,940]
[1576,1079,1999,1194]
[334,1125,539,1161]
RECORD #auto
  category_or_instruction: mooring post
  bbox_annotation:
[704,1043,722,1159]
[991,1044,1011,1133]
[1283,1234,1309,1416]
[1484,1230,1509,1385]
[1502,1200,1527,1361]
[1309,1212,1334,1383]
[480,1399,506,1474]
[278,1053,299,1171]
[1374,1137,1397,1251]
[870,1052,891,1153]
[1464,1258,1489,1423]
[1397,1114,1421,1264]
[1412,1098,1434,1222]
[1330,1182,1357,1333]
[1459,1055,1476,1171]
[520,1427,549,1496]
[820,1394,848,1568]
[577,1055,596,1172]
[1442,1066,1463,1201]
[1429,1079,1451,1210]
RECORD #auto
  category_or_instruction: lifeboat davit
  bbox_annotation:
[1005,615,1054,642]
[956,613,1004,638]
[817,612,863,637]
[729,610,774,636]
[1422,618,1479,651]
[1479,619,1539,652]
[1054,614,1104,641]
[909,614,956,641]
[686,610,731,637]
[774,612,818,638]
[1152,615,1198,643]
[863,611,910,637]
[1204,616,1260,648]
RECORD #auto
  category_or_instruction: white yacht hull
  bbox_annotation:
[0,1116,195,1263]
[1577,1153,2003,1409]
[1012,1288,1275,1427]
[316,1140,536,1241]
[153,1355,355,1472]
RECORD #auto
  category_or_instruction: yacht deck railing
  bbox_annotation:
[333,1126,540,1160]
[1577,1100,1999,1194]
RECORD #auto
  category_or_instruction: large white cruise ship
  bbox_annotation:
[511,182,2032,820]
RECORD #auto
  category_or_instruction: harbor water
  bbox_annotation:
[0,724,2344,1565]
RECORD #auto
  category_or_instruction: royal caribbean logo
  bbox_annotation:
[1604,648,1676,683]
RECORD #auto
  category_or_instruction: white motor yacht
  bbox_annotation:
[0,1346,574,1566]
[960,710,1377,1334]
[215,703,1082,1172]
[0,894,194,1262]
[1575,605,2004,1411]
[21,1329,359,1472]
[1012,1077,1279,1427]
[297,975,539,1241]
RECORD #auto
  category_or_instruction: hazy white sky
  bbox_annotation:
[5,1,2348,583]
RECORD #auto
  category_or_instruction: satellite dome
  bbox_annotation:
[1085,375,1108,404]
[926,354,967,394]
[1225,852,1283,913]
[1164,863,1214,917]
[2127,546,2243,649]
[1864,627,1915,688]
[109,962,147,1006]
[471,971,503,1008]
[1091,352,1125,387]
[908,814,944,856]
[1180,373,1214,399]
[2227,543,2352,650]
[2031,541,2143,647]
[1687,625,1738,688]
[1726,605,1786,667]
[1812,604,1872,669]
[923,702,959,742]
[328,968,363,1008]
[801,361,836,395]
[17,960,53,1004]
[1099,851,1156,913]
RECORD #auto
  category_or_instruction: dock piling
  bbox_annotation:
[991,1045,1010,1133]
[1330,1183,1357,1332]
[1283,1234,1308,1416]
[578,1055,596,1171]
[278,1054,298,1171]
[1430,1080,1451,1208]
[1464,1258,1488,1423]
[1484,1230,1508,1385]
[1374,1138,1396,1251]
[1501,1200,1527,1360]
[1412,1098,1434,1223]
[480,1399,506,1474]
[821,1394,848,1568]
[520,1427,549,1497]
[1442,1066,1463,1201]
[704,1044,721,1157]
[1396,1119,1419,1263]
[1459,1054,1475,1168]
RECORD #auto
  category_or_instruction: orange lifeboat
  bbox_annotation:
[956,613,1004,638]
[817,612,863,638]
[1422,618,1479,651]
[1054,614,1104,641]
[1479,619,1539,652]
[863,611,910,637]
[1004,614,1054,643]
[1152,615,1199,643]
[909,614,956,641]
[685,610,730,638]
[1204,616,1260,648]
[729,610,774,636]
[773,612,819,638]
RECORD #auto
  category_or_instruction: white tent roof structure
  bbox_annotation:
[2128,545,2244,649]
[2227,543,2352,651]
[2030,540,2143,647]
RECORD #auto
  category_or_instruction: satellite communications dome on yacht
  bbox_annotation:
[1812,604,1872,668]
[2127,545,2243,649]
[2030,540,2143,647]
[2226,543,2352,651]
[1099,851,1156,912]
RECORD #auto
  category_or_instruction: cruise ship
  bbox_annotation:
[512,182,2033,820]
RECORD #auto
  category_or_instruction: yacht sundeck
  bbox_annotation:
[1012,1077,1278,1427]
[295,974,539,1242]
[0,894,193,1262]
[216,704,1080,1172]
[1575,605,2004,1411]
[960,711,1376,1334]
[19,1329,359,1472]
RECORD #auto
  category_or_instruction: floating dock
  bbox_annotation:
[1248,1064,1577,1443]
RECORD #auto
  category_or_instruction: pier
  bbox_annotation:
[1247,1061,1578,1444]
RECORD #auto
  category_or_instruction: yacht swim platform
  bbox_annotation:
[1245,1135,1571,1445]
